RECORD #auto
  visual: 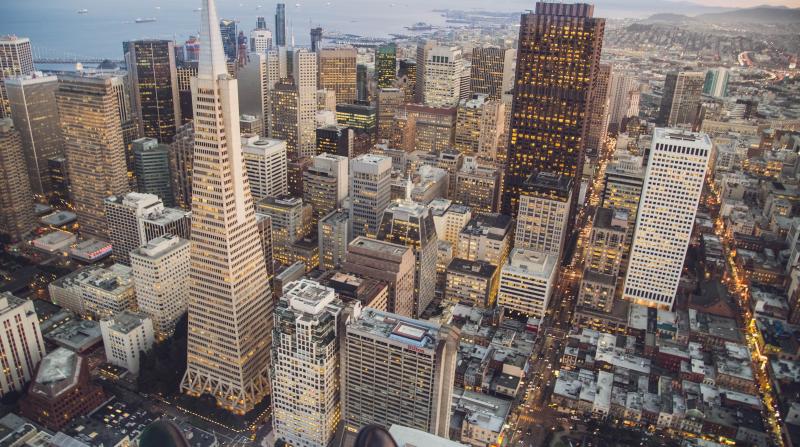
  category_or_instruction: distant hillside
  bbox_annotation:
[695,5,800,24]
[642,13,696,24]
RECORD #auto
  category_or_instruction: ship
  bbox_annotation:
[135,17,157,23]
[77,9,89,14]
[405,22,434,31]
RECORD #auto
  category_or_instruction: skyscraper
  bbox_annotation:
[422,45,464,108]
[5,73,63,197]
[454,94,505,161]
[318,209,349,271]
[250,29,273,53]
[310,27,323,52]
[238,50,281,137]
[376,88,404,142]
[0,36,34,119]
[294,50,319,157]
[56,74,130,239]
[133,138,174,206]
[219,19,238,62]
[577,207,627,313]
[180,0,272,414]
[469,46,510,100]
[105,193,162,266]
[303,153,348,226]
[413,40,434,104]
[242,135,288,200]
[170,122,194,210]
[275,4,286,47]
[349,154,392,239]
[125,40,181,143]
[316,124,353,158]
[585,63,611,156]
[502,2,605,224]
[376,43,397,89]
[657,71,705,128]
[176,62,198,124]
[607,69,639,134]
[514,172,573,258]
[622,129,711,310]
[271,279,344,447]
[0,118,36,241]
[318,47,357,104]
[271,78,299,153]
[342,307,459,438]
[356,63,368,102]
[344,237,416,317]
[0,292,45,396]
[703,67,729,99]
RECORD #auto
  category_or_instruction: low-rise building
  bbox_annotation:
[99,311,155,374]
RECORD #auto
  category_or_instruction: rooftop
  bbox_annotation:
[504,248,557,278]
[447,258,497,280]
[350,307,442,350]
[101,311,150,335]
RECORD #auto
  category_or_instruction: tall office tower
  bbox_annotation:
[287,156,313,197]
[310,27,323,52]
[257,196,312,264]
[458,65,471,102]
[271,78,300,154]
[469,46,511,100]
[453,158,502,213]
[219,19,238,62]
[242,135,288,200]
[5,74,62,197]
[318,48,357,104]
[251,29,273,53]
[0,119,35,241]
[275,4,286,47]
[454,94,505,161]
[0,36,34,119]
[607,69,639,134]
[376,88,403,141]
[107,73,140,189]
[502,2,605,224]
[342,307,459,437]
[335,102,377,155]
[413,40,434,103]
[271,280,344,447]
[47,157,69,203]
[622,129,711,310]
[349,154,392,239]
[356,64,368,102]
[344,237,415,317]
[497,248,557,318]
[176,62,198,124]
[180,0,273,414]
[405,104,457,153]
[294,50,319,157]
[239,50,281,136]
[514,172,572,257]
[577,207,627,312]
[377,200,438,317]
[657,71,705,128]
[105,193,162,265]
[422,45,464,107]
[130,234,190,340]
[255,213,275,280]
[0,292,45,396]
[170,122,194,209]
[600,151,644,272]
[125,40,181,143]
[585,63,611,156]
[703,67,729,99]
[376,43,397,89]
[398,59,417,103]
[56,74,130,239]
[132,138,174,206]
[318,209,349,271]
[303,153,348,225]
[256,16,268,30]
[316,125,353,158]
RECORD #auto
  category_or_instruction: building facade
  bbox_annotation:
[0,118,35,241]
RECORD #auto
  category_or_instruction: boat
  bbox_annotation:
[77,9,89,14]
[193,7,202,12]
[406,22,434,31]
[135,17,157,23]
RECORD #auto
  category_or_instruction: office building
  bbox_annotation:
[469,46,512,100]
[251,29,273,53]
[275,4,286,47]
[703,67,729,99]
[100,311,154,374]
[457,213,512,266]
[453,158,502,213]
[514,173,573,257]
[317,271,388,311]
[316,124,353,158]
[180,0,273,414]
[377,200,438,317]
[130,235,190,340]
[0,292,44,397]
[445,258,498,307]
[497,248,557,318]
[454,94,505,161]
[406,104,457,153]
[622,129,711,310]
[176,62,198,124]
[585,63,611,156]
[287,156,313,197]
[376,88,404,142]
[47,156,69,203]
[171,123,194,210]
[271,78,300,153]
[430,200,471,256]
[242,135,288,200]
[657,71,705,128]
[600,151,644,271]
[376,43,397,89]
[318,209,349,271]
[422,45,464,107]
[255,213,275,280]
[349,154,392,238]
[0,35,34,118]
[344,237,416,317]
[5,73,62,196]
[271,280,344,447]
[578,207,627,312]
[219,19,238,62]
[318,47,357,104]
[56,74,129,238]
[342,307,459,438]
[138,203,191,242]
[125,40,181,143]
[310,27,323,52]
[48,264,133,318]
[294,50,319,157]
[0,118,36,241]
[303,153,348,225]
[398,59,417,103]
[238,50,281,137]
[104,193,161,265]
[607,69,639,133]
[258,195,312,265]
[133,138,174,206]
[502,2,605,225]
[356,64,368,102]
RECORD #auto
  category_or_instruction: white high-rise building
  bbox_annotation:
[422,46,464,108]
[130,234,190,340]
[242,135,288,200]
[0,292,44,396]
[607,70,639,132]
[294,49,318,157]
[514,173,573,258]
[622,129,711,310]
[100,311,155,374]
[250,29,273,53]
[105,193,162,266]
[497,248,557,319]
[271,280,344,447]
[180,0,273,415]
[349,154,392,239]
[0,36,34,118]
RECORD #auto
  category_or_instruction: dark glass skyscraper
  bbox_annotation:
[502,2,605,227]
[376,43,397,89]
[275,4,286,47]
[219,19,237,62]
[125,40,181,144]
[256,16,267,30]
[310,27,323,52]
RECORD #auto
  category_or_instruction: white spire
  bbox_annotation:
[198,0,227,79]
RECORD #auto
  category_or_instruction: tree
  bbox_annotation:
[137,313,188,395]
